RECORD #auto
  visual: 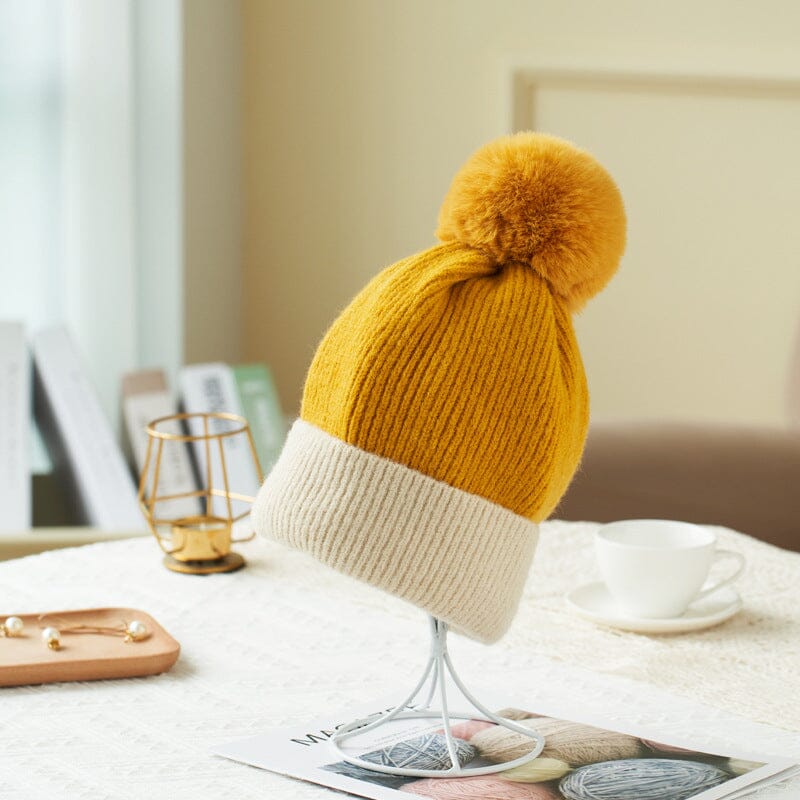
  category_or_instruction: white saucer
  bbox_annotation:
[566,582,742,634]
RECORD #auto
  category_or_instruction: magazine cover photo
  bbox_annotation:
[320,707,764,800]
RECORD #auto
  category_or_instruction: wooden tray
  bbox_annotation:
[0,607,180,687]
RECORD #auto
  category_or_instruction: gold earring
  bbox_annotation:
[1,616,24,637]
[37,616,150,649]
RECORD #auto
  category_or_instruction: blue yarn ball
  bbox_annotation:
[560,758,730,800]
[361,732,476,771]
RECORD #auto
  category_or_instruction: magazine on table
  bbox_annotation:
[212,688,798,800]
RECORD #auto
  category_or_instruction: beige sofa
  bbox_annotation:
[556,422,800,552]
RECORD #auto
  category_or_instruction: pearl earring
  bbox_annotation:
[41,626,61,650]
[123,620,149,642]
[37,616,150,649]
[1,616,24,637]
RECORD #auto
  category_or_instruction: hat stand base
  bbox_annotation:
[330,616,544,779]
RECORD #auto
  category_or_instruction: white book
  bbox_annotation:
[0,322,31,532]
[121,369,200,522]
[32,327,143,531]
[179,362,261,519]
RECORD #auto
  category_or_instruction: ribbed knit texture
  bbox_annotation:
[302,242,589,522]
[252,420,538,643]
[254,133,626,641]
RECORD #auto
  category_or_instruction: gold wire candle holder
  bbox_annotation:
[138,412,263,575]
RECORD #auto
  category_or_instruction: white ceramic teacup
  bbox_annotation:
[595,519,745,619]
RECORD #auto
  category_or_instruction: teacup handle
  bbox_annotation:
[696,549,745,601]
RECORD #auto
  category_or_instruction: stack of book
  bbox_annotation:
[0,323,30,533]
[127,361,285,520]
[0,321,284,537]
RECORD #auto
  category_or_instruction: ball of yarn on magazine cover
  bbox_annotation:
[496,708,542,721]
[472,717,641,766]
[359,732,476,771]
[500,756,571,783]
[321,761,410,791]
[401,775,559,799]
[559,758,731,800]
[441,709,542,742]
[441,719,497,740]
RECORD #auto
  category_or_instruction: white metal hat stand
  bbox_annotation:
[330,616,545,779]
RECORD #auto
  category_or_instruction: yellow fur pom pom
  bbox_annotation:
[436,132,626,310]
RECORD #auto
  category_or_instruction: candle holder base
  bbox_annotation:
[162,552,245,575]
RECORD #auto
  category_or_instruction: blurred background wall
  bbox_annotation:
[240,0,800,426]
[184,0,242,366]
[5,0,799,429]
[3,0,798,538]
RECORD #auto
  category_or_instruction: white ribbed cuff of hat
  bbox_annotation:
[251,419,538,643]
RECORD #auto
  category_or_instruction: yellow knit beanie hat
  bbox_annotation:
[253,132,625,643]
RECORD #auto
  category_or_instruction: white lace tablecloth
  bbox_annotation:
[1,521,798,799]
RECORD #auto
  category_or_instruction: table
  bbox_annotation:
[1,521,798,799]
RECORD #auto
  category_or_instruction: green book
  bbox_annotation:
[232,364,285,477]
